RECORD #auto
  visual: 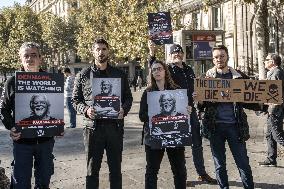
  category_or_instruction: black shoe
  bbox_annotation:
[197,173,217,184]
[258,160,277,167]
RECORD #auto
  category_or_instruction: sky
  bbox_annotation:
[0,0,26,9]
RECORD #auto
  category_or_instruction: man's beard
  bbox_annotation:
[172,56,183,64]
[217,64,227,69]
[102,89,111,95]
[162,104,175,115]
[218,65,225,69]
[97,56,108,63]
[216,60,228,69]
[33,107,48,119]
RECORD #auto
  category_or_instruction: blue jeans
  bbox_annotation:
[210,123,254,189]
[145,145,187,189]
[66,97,76,128]
[190,110,206,176]
[11,139,55,189]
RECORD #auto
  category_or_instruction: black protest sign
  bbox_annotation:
[147,12,173,45]
[195,78,283,104]
[147,89,191,148]
[92,78,121,119]
[15,72,64,138]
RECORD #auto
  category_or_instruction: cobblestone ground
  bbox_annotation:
[1,88,284,189]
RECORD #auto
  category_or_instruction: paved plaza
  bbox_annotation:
[1,88,284,189]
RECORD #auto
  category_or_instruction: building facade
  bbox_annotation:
[171,0,284,77]
[26,0,79,19]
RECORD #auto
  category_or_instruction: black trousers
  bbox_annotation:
[145,145,187,189]
[83,123,123,189]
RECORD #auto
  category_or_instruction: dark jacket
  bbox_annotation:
[266,66,284,116]
[168,63,195,106]
[198,66,261,142]
[0,75,52,144]
[72,64,133,129]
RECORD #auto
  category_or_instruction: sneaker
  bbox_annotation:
[258,160,277,167]
[197,173,217,184]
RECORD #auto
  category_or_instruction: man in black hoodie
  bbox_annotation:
[72,38,133,189]
[0,42,55,189]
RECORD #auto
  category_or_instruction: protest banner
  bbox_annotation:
[147,12,173,45]
[15,72,64,138]
[147,89,191,148]
[92,78,121,119]
[195,78,283,104]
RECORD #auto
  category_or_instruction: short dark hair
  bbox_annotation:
[270,53,282,66]
[212,45,229,56]
[92,38,109,49]
[63,67,71,74]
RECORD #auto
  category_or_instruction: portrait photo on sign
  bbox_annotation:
[92,78,121,119]
[15,93,64,125]
[147,89,191,148]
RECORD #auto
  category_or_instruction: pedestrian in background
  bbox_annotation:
[258,53,284,167]
[132,76,137,92]
[72,38,133,189]
[63,67,77,128]
[137,75,142,91]
[148,40,216,184]
[0,42,58,189]
[139,60,191,189]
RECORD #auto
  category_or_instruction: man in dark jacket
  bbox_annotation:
[0,42,56,189]
[198,45,258,189]
[258,53,284,167]
[72,38,133,189]
[148,40,216,184]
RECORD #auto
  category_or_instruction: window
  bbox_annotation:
[192,12,198,29]
[62,0,65,11]
[213,7,222,29]
[54,5,57,14]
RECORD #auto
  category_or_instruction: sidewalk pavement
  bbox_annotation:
[1,88,284,189]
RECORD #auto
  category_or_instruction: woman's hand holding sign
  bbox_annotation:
[10,127,21,141]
